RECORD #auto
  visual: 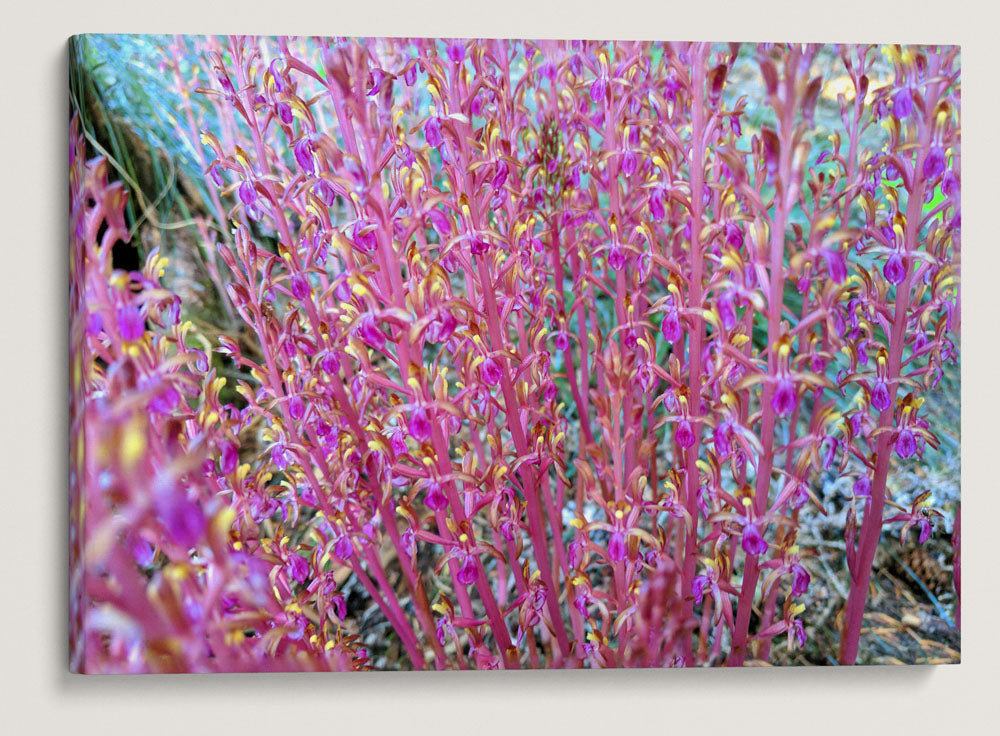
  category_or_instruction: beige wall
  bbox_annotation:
[1,1,995,733]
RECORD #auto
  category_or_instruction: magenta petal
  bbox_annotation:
[480,357,503,386]
[923,146,946,180]
[661,310,681,342]
[238,179,257,205]
[607,531,626,562]
[129,534,155,567]
[290,274,310,300]
[741,522,768,556]
[608,245,625,271]
[883,252,906,284]
[271,443,289,470]
[456,555,478,585]
[871,379,892,411]
[220,441,239,475]
[425,482,448,511]
[771,377,797,417]
[446,40,465,64]
[791,564,810,597]
[724,221,744,248]
[425,117,442,148]
[287,554,309,584]
[649,189,665,220]
[157,494,206,548]
[917,518,932,545]
[675,419,695,449]
[892,88,913,119]
[294,138,316,175]
[717,290,737,330]
[116,305,145,342]
[713,422,732,456]
[895,429,917,458]
[691,575,709,603]
[590,76,607,102]
[334,535,353,559]
[359,314,386,350]
[408,405,433,442]
[823,247,847,283]
[621,149,637,176]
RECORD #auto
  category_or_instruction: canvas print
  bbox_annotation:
[69,36,960,672]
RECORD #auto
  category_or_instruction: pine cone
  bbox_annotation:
[899,545,952,595]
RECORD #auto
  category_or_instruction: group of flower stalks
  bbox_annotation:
[69,37,960,672]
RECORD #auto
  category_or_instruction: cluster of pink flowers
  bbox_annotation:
[70,37,960,671]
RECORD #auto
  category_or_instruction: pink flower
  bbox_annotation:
[791,564,810,596]
[321,351,341,374]
[713,421,732,456]
[491,161,509,190]
[871,379,892,411]
[923,146,946,179]
[358,314,386,350]
[771,377,797,417]
[892,87,913,119]
[155,489,205,548]
[333,535,353,559]
[917,518,932,545]
[608,244,625,271]
[314,179,336,206]
[290,274,310,300]
[590,75,607,102]
[456,555,478,585]
[271,443,289,470]
[724,221,744,248]
[691,575,710,603]
[446,40,465,64]
[128,533,155,567]
[942,170,959,197]
[621,149,637,176]
[675,419,695,449]
[661,309,681,342]
[276,100,293,124]
[116,305,144,342]
[408,406,433,442]
[823,247,847,283]
[404,63,417,86]
[286,554,309,584]
[607,531,626,562]
[424,482,448,511]
[741,521,768,556]
[220,441,239,475]
[425,116,443,148]
[238,180,257,205]
[426,308,457,344]
[717,290,737,330]
[895,428,917,458]
[649,188,665,220]
[480,357,503,386]
[294,137,316,174]
[883,252,906,284]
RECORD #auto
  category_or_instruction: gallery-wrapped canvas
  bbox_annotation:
[69,36,960,672]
